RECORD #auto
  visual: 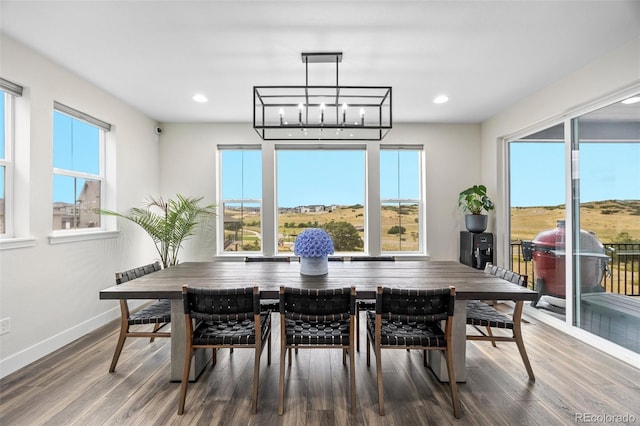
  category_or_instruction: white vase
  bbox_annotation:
[299,255,329,276]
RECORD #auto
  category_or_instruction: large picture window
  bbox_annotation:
[52,104,108,231]
[277,148,365,254]
[217,143,425,257]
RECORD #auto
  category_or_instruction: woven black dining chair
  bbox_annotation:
[177,286,272,415]
[278,286,357,415]
[109,261,170,373]
[366,286,461,418]
[466,267,535,380]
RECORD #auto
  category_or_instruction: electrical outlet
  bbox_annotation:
[0,318,10,335]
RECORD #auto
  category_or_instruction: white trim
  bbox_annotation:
[0,306,118,378]
[0,237,36,250]
[0,299,151,379]
[48,230,119,245]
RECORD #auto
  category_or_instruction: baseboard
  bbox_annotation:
[0,302,145,379]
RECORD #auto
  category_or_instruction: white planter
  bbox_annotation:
[300,256,329,276]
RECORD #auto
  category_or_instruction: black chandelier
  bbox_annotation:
[253,52,392,141]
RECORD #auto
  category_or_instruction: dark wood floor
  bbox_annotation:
[1,305,639,425]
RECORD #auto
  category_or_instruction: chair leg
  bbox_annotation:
[288,347,292,366]
[251,346,260,414]
[278,344,286,415]
[486,326,497,348]
[279,315,286,416]
[349,343,356,414]
[342,348,347,366]
[150,322,161,343]
[366,334,371,367]
[513,301,535,381]
[177,346,193,415]
[108,323,128,373]
[375,344,384,416]
[267,333,272,366]
[356,305,360,352]
[444,348,461,419]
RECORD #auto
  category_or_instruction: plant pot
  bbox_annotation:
[465,214,488,233]
[300,256,329,276]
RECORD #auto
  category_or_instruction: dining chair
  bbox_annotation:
[244,256,291,262]
[178,286,272,415]
[352,255,395,351]
[366,286,460,418]
[278,286,357,415]
[109,261,171,373]
[244,256,290,311]
[466,269,535,380]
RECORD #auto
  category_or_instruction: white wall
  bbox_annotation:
[481,36,640,266]
[0,36,161,377]
[158,122,481,262]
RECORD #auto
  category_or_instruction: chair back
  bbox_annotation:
[351,256,395,261]
[182,286,260,322]
[279,287,355,322]
[115,261,161,284]
[376,287,455,322]
[245,257,290,262]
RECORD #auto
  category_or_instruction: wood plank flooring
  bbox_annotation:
[1,305,640,425]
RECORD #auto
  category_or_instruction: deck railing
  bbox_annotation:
[509,242,640,296]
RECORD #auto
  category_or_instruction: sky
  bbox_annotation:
[510,142,640,207]
[221,149,421,207]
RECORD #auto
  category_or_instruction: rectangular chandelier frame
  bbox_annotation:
[253,52,392,141]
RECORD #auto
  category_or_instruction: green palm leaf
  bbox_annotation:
[102,194,216,268]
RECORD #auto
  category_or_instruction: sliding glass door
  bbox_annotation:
[571,96,640,353]
[508,123,567,318]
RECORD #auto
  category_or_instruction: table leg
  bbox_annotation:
[428,299,467,382]
[170,299,210,382]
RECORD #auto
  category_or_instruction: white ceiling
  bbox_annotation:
[1,1,639,124]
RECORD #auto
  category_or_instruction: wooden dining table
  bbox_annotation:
[99,260,538,382]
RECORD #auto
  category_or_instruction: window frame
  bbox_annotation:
[215,142,426,257]
[0,91,14,237]
[216,146,264,254]
[379,146,425,254]
[52,104,108,234]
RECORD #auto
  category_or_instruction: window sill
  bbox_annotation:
[48,230,119,245]
[0,237,37,250]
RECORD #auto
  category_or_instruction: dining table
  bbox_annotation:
[99,260,538,382]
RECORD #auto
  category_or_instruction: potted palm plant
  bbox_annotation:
[102,194,216,268]
[458,184,494,233]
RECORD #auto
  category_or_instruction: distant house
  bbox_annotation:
[297,204,337,214]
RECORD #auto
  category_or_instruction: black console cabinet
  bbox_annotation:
[460,231,494,270]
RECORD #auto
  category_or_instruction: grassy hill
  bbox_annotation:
[511,199,640,242]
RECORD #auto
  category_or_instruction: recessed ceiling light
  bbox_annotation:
[433,95,449,104]
[621,96,640,105]
[192,93,208,103]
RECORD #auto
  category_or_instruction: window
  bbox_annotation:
[53,103,110,231]
[219,148,262,252]
[277,148,365,254]
[380,147,423,253]
[217,143,425,257]
[0,79,22,237]
[0,91,9,235]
